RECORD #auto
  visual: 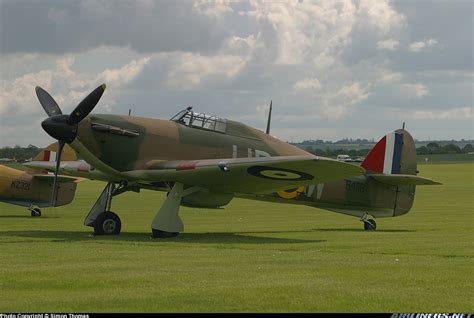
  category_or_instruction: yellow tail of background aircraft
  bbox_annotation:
[0,143,79,216]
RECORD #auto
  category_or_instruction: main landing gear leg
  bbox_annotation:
[84,182,121,235]
[151,183,200,238]
[360,213,377,231]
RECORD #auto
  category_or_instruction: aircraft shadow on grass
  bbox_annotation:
[0,230,326,244]
[311,228,415,233]
[0,215,59,219]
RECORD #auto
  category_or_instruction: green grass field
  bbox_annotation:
[0,163,472,312]
[416,153,474,163]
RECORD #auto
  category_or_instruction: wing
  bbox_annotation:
[32,174,82,184]
[123,155,364,194]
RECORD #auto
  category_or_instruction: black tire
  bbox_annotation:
[31,208,41,217]
[364,219,377,231]
[93,211,121,235]
[151,229,179,238]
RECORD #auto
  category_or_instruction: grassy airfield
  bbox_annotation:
[0,162,472,312]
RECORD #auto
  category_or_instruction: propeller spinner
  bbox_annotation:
[35,84,106,206]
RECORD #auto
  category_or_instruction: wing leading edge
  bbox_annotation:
[123,155,365,194]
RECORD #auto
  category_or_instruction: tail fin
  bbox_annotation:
[361,129,417,175]
[361,129,440,217]
[32,142,77,162]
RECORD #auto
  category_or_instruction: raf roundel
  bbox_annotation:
[247,165,314,181]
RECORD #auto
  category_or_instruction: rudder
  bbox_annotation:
[361,129,417,176]
[362,129,418,217]
[32,143,77,162]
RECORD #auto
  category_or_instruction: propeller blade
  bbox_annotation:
[51,141,65,207]
[68,84,106,125]
[35,86,63,117]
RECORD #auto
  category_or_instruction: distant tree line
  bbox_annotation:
[303,146,370,158]
[417,142,473,155]
[300,137,375,145]
[303,142,473,158]
[0,145,40,161]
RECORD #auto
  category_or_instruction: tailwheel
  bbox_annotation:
[363,218,377,231]
[30,208,41,217]
[151,229,179,239]
[93,211,121,235]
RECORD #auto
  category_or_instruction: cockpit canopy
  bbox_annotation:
[170,107,227,133]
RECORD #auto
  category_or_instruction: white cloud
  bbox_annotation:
[293,78,322,93]
[0,70,53,116]
[243,1,397,65]
[313,82,372,119]
[165,53,247,90]
[336,82,371,105]
[401,83,430,98]
[409,38,439,52]
[377,39,399,51]
[358,0,406,34]
[313,53,336,69]
[408,107,472,120]
[380,72,402,83]
[1,1,472,146]
[240,0,404,66]
[98,57,150,87]
[193,0,233,17]
[0,55,150,116]
[222,35,259,56]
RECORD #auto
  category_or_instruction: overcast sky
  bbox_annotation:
[0,0,472,147]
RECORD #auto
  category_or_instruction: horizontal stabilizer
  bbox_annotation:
[24,160,109,181]
[368,174,441,186]
[33,174,81,184]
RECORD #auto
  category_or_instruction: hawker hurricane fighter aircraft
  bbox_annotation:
[28,84,439,237]
[0,143,79,216]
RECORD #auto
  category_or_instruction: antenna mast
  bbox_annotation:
[266,100,272,134]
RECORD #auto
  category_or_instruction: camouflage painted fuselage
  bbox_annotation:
[240,175,415,218]
[70,115,417,218]
[0,165,76,208]
[74,114,308,172]
[240,129,418,218]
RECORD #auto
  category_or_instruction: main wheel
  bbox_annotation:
[30,208,41,217]
[151,229,179,238]
[363,219,377,231]
[94,211,121,235]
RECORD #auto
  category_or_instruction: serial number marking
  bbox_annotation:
[345,180,366,193]
[11,180,31,191]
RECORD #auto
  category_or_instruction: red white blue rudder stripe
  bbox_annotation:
[361,131,403,174]
[42,150,57,162]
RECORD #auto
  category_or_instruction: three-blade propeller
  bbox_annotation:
[35,84,106,207]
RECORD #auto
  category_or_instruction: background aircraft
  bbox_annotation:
[27,84,439,237]
[0,143,79,216]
